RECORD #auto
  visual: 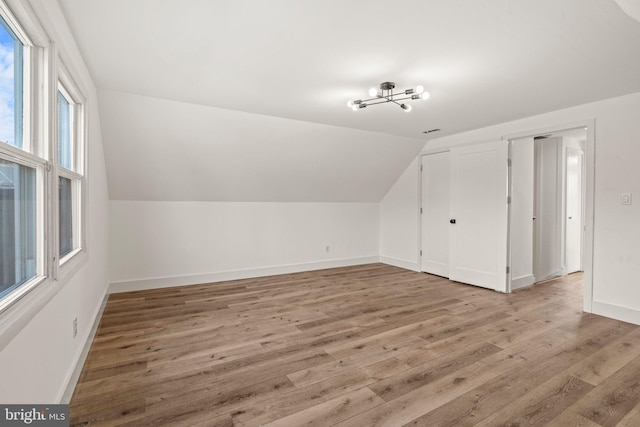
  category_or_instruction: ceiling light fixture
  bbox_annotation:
[347,82,429,112]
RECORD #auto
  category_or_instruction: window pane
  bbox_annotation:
[58,91,72,169]
[59,176,73,258]
[0,158,36,298]
[0,16,23,148]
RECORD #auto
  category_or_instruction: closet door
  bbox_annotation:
[449,141,509,291]
[420,152,450,277]
[533,137,563,281]
[565,146,584,274]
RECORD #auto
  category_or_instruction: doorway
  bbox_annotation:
[509,126,587,289]
[533,129,586,282]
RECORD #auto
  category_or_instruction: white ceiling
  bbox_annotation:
[57,0,640,201]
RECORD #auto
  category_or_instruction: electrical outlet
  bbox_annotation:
[622,193,632,205]
[73,317,78,339]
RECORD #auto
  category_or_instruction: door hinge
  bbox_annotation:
[507,196,511,204]
[506,266,510,274]
[507,158,512,167]
[420,207,423,214]
[420,164,423,171]
[420,250,423,256]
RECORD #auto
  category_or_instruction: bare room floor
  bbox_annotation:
[70,264,640,426]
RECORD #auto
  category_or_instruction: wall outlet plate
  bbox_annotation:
[622,193,632,205]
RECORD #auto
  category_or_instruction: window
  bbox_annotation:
[56,82,84,264]
[0,14,23,148]
[0,158,36,299]
[58,91,72,169]
[0,6,42,312]
[0,3,86,314]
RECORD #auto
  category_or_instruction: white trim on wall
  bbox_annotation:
[380,256,420,272]
[511,274,536,290]
[59,292,108,403]
[109,256,380,294]
[592,300,640,326]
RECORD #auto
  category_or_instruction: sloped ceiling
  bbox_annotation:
[98,90,424,201]
[58,0,640,202]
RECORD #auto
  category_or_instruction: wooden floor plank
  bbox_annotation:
[571,354,640,426]
[473,374,594,426]
[261,387,384,427]
[69,264,640,426]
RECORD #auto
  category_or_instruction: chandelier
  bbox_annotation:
[347,81,430,112]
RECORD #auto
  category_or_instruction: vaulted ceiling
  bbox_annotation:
[58,0,640,202]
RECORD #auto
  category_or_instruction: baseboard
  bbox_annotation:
[592,300,640,326]
[58,292,109,403]
[109,256,380,293]
[511,274,536,290]
[379,256,420,272]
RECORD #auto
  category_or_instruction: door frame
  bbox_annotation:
[418,118,594,313]
[503,119,595,313]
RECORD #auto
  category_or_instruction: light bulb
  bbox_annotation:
[421,91,430,100]
[401,104,412,112]
[369,87,378,97]
[415,85,424,94]
[347,100,354,108]
[351,104,358,111]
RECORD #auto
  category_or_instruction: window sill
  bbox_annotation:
[0,275,47,315]
[0,250,88,351]
[58,247,87,281]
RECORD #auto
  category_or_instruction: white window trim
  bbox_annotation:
[0,0,49,321]
[54,61,87,276]
[0,0,89,350]
[0,19,47,315]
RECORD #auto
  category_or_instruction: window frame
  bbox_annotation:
[0,0,31,152]
[0,2,46,314]
[0,0,89,323]
[54,63,87,275]
[0,145,47,314]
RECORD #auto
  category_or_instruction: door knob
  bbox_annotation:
[450,219,456,224]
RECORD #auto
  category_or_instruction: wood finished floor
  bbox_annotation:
[70,263,640,426]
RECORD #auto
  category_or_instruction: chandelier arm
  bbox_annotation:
[390,96,413,102]
[361,96,384,103]
[365,99,397,106]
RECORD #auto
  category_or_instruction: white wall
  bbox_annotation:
[381,91,640,324]
[0,0,109,403]
[109,201,379,292]
[379,157,420,271]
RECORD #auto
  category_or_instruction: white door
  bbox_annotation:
[533,138,563,282]
[509,137,535,290]
[420,152,450,277]
[565,147,584,273]
[449,141,509,291]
